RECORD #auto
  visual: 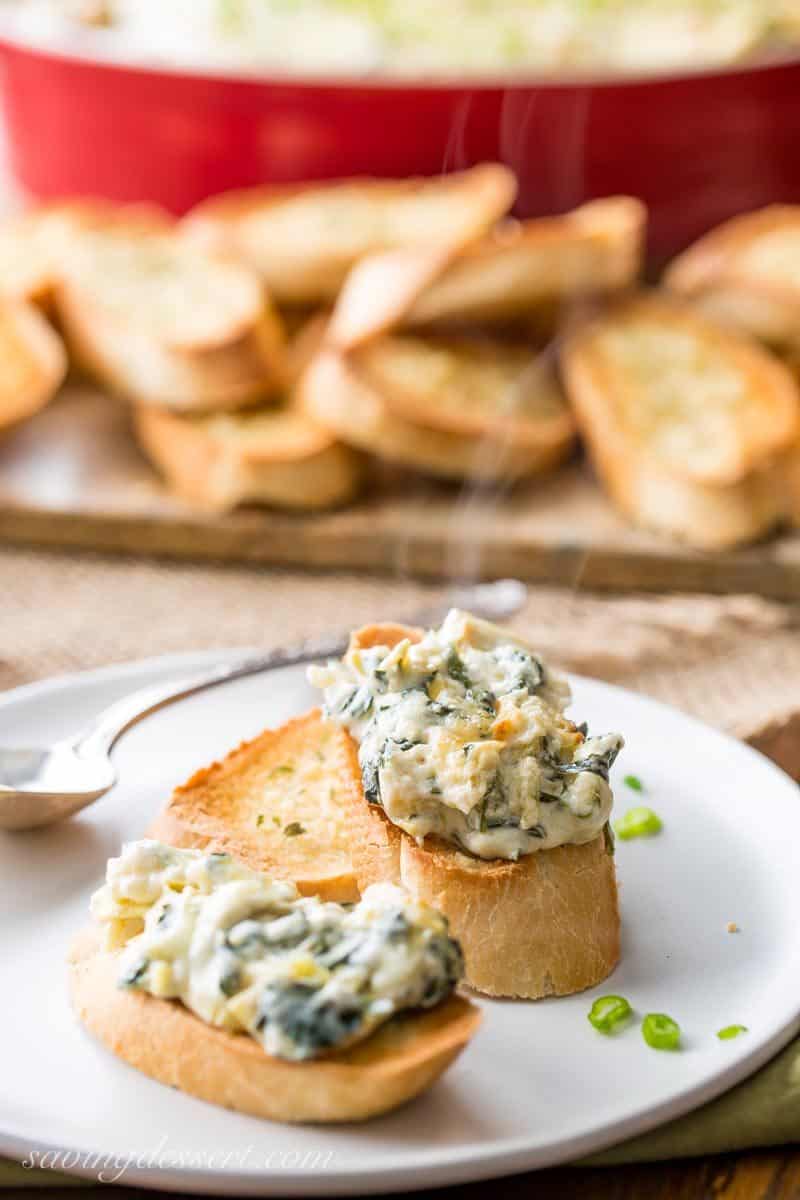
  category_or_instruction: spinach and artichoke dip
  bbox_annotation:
[91,840,463,1062]
[309,609,623,861]
[14,1,800,80]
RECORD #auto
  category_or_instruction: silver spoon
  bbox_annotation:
[0,579,527,831]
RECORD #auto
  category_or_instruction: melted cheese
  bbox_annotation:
[12,1,794,80]
[310,609,623,861]
[91,840,463,1061]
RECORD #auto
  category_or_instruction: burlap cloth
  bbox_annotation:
[2,545,800,757]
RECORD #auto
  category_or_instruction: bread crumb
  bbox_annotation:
[727,921,740,934]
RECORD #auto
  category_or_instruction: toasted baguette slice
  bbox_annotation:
[69,927,480,1124]
[0,297,68,433]
[408,197,645,325]
[330,197,646,349]
[327,244,455,351]
[353,333,574,444]
[301,339,574,482]
[780,443,800,528]
[665,206,800,347]
[666,205,800,295]
[55,230,286,411]
[0,201,171,310]
[180,165,517,306]
[134,401,363,512]
[149,710,360,901]
[562,293,800,549]
[774,368,800,526]
[282,311,331,388]
[338,622,620,999]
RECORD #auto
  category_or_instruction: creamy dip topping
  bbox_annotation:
[8,1,800,81]
[310,609,623,860]
[91,840,463,1061]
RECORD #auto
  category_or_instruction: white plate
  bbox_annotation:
[1,651,799,1196]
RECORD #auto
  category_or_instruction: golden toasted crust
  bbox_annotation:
[666,205,800,295]
[133,403,363,512]
[181,165,517,306]
[149,710,360,902]
[665,206,800,348]
[68,927,481,1124]
[342,623,620,999]
[301,348,573,483]
[408,197,645,325]
[352,333,575,448]
[561,292,800,549]
[562,292,800,548]
[329,197,645,350]
[683,285,800,349]
[780,441,800,528]
[400,834,619,999]
[0,298,68,433]
[565,293,799,484]
[0,200,172,309]
[327,245,454,351]
[282,312,331,389]
[54,230,286,411]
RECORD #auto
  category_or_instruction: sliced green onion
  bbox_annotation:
[717,1024,748,1041]
[624,774,644,791]
[642,1013,681,1050]
[615,806,663,840]
[588,995,633,1034]
[283,822,306,837]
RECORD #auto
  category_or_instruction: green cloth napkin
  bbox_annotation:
[3,1037,799,1187]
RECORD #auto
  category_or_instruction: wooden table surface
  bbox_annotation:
[3,386,800,600]
[4,1149,800,1198]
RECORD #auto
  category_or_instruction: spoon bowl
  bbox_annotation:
[0,742,118,830]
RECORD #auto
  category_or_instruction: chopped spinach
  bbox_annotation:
[120,957,148,988]
[338,686,373,719]
[494,647,545,696]
[382,737,419,756]
[543,738,621,784]
[362,756,381,804]
[471,688,496,715]
[256,981,365,1058]
[445,649,473,690]
[420,934,464,1003]
[283,822,306,838]
[603,821,616,856]
[219,965,242,998]
[471,772,510,831]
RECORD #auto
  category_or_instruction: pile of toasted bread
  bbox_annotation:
[4,170,800,548]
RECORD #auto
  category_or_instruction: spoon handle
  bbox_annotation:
[72,580,527,760]
[72,638,348,759]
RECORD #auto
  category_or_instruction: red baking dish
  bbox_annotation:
[2,30,800,259]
